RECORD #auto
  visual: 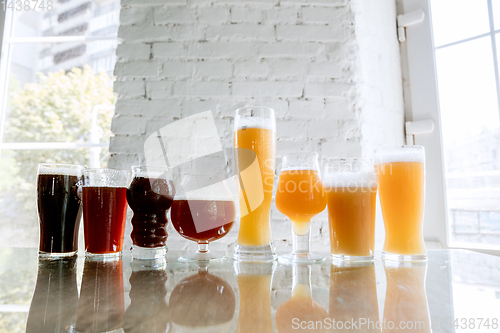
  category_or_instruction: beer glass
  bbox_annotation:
[233,106,277,262]
[37,163,84,258]
[376,145,427,261]
[324,159,378,262]
[275,152,326,263]
[82,168,130,258]
[127,166,175,260]
[170,174,236,262]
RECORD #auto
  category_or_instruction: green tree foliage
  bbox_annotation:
[0,66,115,247]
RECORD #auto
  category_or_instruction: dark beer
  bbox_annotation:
[37,171,82,255]
[170,199,235,243]
[83,186,127,254]
[127,177,174,248]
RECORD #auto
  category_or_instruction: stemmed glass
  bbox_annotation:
[275,152,327,263]
[170,174,236,262]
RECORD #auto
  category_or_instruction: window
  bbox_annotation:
[400,0,500,252]
[0,1,120,248]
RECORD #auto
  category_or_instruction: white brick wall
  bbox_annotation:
[110,0,404,254]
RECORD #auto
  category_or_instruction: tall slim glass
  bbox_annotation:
[376,145,427,261]
[36,163,84,258]
[275,153,326,263]
[83,168,130,258]
[127,166,175,260]
[324,159,377,262]
[233,106,277,262]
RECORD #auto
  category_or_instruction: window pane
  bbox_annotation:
[435,37,500,247]
[11,1,119,38]
[493,0,500,30]
[431,0,490,47]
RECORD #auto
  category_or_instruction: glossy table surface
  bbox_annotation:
[0,248,499,333]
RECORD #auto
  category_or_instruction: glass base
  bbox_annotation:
[85,251,122,259]
[178,251,226,263]
[278,252,325,264]
[382,251,428,262]
[331,254,374,263]
[39,250,77,259]
[233,243,276,262]
[131,245,167,260]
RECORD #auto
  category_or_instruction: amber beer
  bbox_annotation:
[276,169,326,236]
[233,106,276,262]
[376,146,426,260]
[324,160,377,261]
[170,197,236,243]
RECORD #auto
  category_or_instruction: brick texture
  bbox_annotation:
[110,0,404,253]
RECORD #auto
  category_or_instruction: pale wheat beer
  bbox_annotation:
[233,106,276,262]
[324,159,377,262]
[376,146,426,261]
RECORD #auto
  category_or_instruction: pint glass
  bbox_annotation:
[376,146,427,261]
[37,163,84,258]
[82,168,130,258]
[324,159,377,262]
[233,106,277,262]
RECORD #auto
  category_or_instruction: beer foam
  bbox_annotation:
[235,117,275,131]
[376,146,424,164]
[38,165,81,176]
[280,167,318,172]
[323,171,377,188]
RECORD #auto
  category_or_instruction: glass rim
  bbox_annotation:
[38,163,86,169]
[83,168,130,174]
[234,106,275,116]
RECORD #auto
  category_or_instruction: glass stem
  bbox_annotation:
[292,224,311,255]
[198,242,209,253]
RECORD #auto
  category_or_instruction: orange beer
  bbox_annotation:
[376,146,426,259]
[324,160,377,260]
[326,188,377,257]
[276,169,326,236]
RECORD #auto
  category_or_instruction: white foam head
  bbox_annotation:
[133,167,170,179]
[323,171,377,188]
[376,146,425,164]
[234,117,275,131]
[38,164,82,176]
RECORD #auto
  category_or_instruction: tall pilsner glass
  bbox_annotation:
[376,145,427,261]
[233,106,277,262]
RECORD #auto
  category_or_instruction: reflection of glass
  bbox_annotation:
[36,163,84,258]
[376,146,426,261]
[75,258,125,333]
[235,262,275,333]
[233,106,277,262]
[276,153,326,263]
[127,166,175,260]
[171,174,236,262]
[276,265,328,332]
[324,159,377,262]
[170,264,235,332]
[123,259,169,333]
[329,262,379,332]
[83,168,130,258]
[382,261,431,333]
[26,258,78,333]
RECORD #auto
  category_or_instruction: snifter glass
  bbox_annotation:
[376,145,427,261]
[127,166,175,260]
[233,106,277,262]
[275,153,327,264]
[82,168,131,258]
[170,174,236,262]
[36,163,85,258]
[323,158,378,262]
